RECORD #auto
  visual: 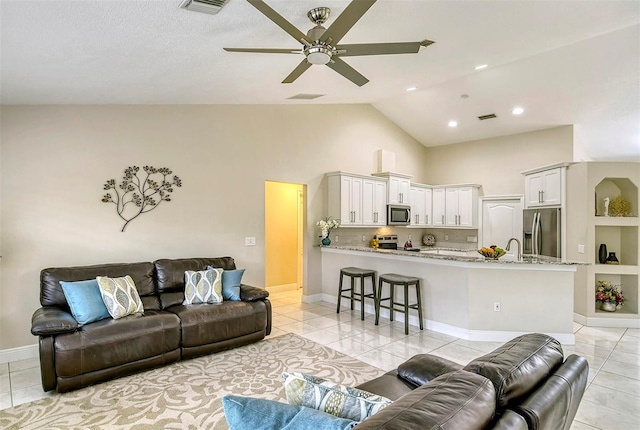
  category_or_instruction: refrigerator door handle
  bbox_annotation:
[536,212,543,255]
[532,212,539,255]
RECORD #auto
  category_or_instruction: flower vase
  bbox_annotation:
[598,244,608,264]
[321,236,331,246]
[601,301,617,312]
[606,252,619,265]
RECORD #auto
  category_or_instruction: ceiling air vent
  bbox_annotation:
[478,113,497,120]
[179,0,229,15]
[287,94,325,100]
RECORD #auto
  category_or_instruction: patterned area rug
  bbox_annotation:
[0,334,385,429]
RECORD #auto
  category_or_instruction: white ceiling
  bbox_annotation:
[1,0,639,160]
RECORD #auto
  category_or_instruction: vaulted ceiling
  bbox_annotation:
[1,0,638,160]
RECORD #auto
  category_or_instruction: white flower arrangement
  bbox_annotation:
[316,216,340,239]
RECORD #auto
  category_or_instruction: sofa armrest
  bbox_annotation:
[240,284,269,302]
[397,353,464,386]
[31,307,78,336]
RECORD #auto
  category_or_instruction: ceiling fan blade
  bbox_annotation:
[247,0,311,45]
[224,48,302,54]
[326,57,369,87]
[282,60,312,84]
[336,41,431,57]
[320,0,376,45]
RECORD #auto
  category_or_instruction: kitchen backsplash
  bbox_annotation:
[326,227,478,249]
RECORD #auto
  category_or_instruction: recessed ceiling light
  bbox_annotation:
[474,64,488,70]
[448,120,458,128]
[406,87,417,92]
[512,107,525,115]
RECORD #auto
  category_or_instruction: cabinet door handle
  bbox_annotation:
[426,214,429,224]
[442,215,444,224]
[540,190,544,203]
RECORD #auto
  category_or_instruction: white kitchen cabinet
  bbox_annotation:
[524,167,563,207]
[479,196,524,254]
[443,186,480,228]
[409,184,432,227]
[372,172,412,205]
[432,188,446,226]
[327,172,386,227]
[362,177,387,226]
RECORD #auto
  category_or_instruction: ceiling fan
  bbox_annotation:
[224,0,434,87]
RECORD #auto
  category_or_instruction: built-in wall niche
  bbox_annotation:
[595,177,638,217]
[594,226,638,266]
[594,273,639,315]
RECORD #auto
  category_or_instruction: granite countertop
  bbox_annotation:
[320,245,586,266]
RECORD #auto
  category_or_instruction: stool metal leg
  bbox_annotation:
[404,283,409,335]
[389,283,395,322]
[416,281,424,330]
[375,278,382,325]
[360,275,365,320]
[337,272,344,313]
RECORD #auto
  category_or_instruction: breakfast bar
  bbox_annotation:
[320,246,580,344]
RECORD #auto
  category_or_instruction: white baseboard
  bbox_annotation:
[320,293,575,344]
[302,293,323,303]
[267,283,299,293]
[0,344,39,364]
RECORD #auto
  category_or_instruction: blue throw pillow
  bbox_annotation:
[222,395,358,430]
[60,279,111,326]
[207,267,245,301]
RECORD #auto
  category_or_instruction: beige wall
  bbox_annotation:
[0,104,430,349]
[265,181,303,288]
[423,126,574,195]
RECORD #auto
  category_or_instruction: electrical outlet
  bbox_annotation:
[334,236,339,243]
[362,235,366,242]
[245,237,256,246]
[444,235,449,241]
[578,244,585,254]
[493,302,501,312]
[467,236,478,243]
[408,234,411,241]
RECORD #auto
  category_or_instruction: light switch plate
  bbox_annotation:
[578,244,585,254]
[245,237,256,246]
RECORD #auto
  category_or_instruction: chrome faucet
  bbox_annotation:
[505,238,522,261]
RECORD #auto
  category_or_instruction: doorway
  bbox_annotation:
[265,181,305,291]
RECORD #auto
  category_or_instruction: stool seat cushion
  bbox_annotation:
[379,273,420,283]
[340,267,375,276]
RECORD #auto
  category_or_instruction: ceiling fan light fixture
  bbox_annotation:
[305,46,332,65]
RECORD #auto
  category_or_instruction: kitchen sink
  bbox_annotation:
[420,249,474,257]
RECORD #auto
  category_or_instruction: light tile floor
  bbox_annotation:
[2,289,639,430]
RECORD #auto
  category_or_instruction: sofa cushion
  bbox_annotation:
[355,370,417,401]
[60,279,111,326]
[41,262,155,308]
[222,395,358,430]
[154,257,237,308]
[463,333,564,409]
[97,275,145,319]
[183,269,223,304]
[353,370,496,430]
[53,310,181,378]
[168,300,267,347]
[397,353,464,387]
[282,372,392,422]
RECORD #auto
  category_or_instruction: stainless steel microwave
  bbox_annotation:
[387,204,411,226]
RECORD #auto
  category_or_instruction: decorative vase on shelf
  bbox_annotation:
[606,252,619,265]
[601,301,617,312]
[598,244,608,264]
[321,236,331,246]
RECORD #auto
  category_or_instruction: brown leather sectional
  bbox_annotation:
[31,257,271,393]
[354,333,588,430]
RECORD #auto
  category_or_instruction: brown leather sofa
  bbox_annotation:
[31,257,271,393]
[354,333,588,430]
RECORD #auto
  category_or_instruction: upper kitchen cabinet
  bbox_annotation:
[326,172,386,227]
[432,188,446,227]
[372,172,412,205]
[409,183,432,227]
[443,186,481,228]
[522,163,570,208]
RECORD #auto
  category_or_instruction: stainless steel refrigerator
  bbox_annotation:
[523,208,561,258]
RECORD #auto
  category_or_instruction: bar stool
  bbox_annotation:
[337,267,377,321]
[375,273,424,335]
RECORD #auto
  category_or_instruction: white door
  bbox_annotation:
[361,179,376,225]
[457,187,475,227]
[410,186,426,226]
[424,188,433,226]
[480,197,524,257]
[525,173,543,207]
[350,177,363,225]
[445,188,459,226]
[373,180,387,225]
[541,168,562,206]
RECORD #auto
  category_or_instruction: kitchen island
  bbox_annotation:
[320,246,582,344]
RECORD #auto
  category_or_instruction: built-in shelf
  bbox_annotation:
[593,216,638,226]
[594,265,638,275]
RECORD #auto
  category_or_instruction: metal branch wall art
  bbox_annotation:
[102,166,183,232]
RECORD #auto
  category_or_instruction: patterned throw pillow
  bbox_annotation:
[183,269,223,305]
[282,372,392,422]
[96,275,144,319]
